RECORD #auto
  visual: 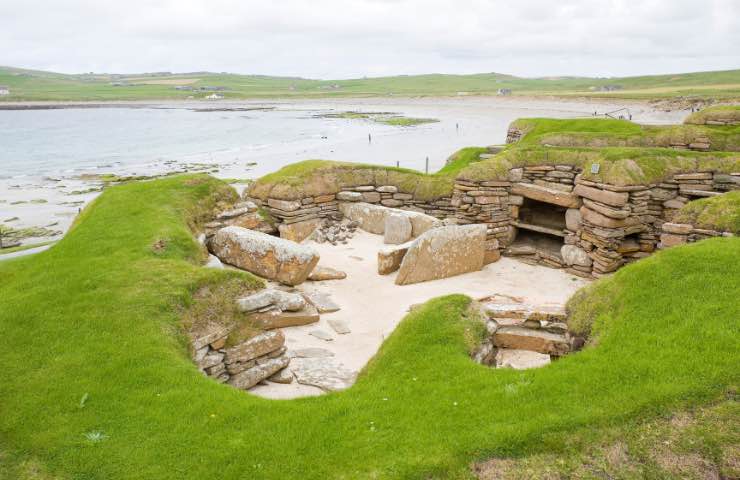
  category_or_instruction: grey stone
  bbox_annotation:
[209,226,319,286]
[560,245,592,267]
[327,318,351,334]
[291,358,357,391]
[396,225,486,285]
[308,266,347,281]
[565,208,582,231]
[384,213,413,245]
[236,289,306,313]
[290,348,335,358]
[495,349,551,370]
[224,330,285,365]
[268,368,294,384]
[205,254,224,269]
[309,329,334,341]
[303,291,341,313]
[336,191,363,202]
[228,356,290,390]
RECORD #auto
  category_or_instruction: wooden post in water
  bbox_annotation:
[425,157,429,174]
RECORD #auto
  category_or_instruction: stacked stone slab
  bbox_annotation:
[203,201,276,240]
[265,196,339,225]
[190,325,291,390]
[659,222,734,249]
[247,168,739,279]
[472,299,580,370]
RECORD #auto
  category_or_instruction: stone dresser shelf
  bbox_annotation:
[512,221,566,238]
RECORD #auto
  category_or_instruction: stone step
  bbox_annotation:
[495,349,551,370]
[492,326,570,356]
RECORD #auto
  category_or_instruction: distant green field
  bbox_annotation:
[1,66,739,102]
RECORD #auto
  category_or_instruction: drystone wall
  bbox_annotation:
[247,169,738,279]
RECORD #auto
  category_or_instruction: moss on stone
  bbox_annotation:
[673,191,740,234]
[458,145,740,186]
[249,148,487,201]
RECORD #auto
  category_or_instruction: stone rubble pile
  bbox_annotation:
[203,200,276,240]
[190,285,352,392]
[310,218,359,245]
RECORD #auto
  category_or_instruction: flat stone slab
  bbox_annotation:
[308,266,347,281]
[290,347,335,358]
[248,305,320,330]
[268,368,294,384]
[291,358,357,391]
[237,289,306,313]
[495,349,551,370]
[327,318,351,334]
[309,329,334,342]
[303,291,341,313]
[205,254,224,269]
[493,326,569,356]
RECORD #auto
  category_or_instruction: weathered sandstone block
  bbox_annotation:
[573,184,629,207]
[224,330,285,365]
[248,305,320,329]
[396,224,486,285]
[662,222,693,235]
[492,326,569,356]
[565,208,582,231]
[560,245,592,267]
[210,226,319,285]
[278,218,323,243]
[236,289,306,313]
[378,241,414,275]
[384,213,412,244]
[228,357,290,390]
[511,182,581,208]
[308,266,347,281]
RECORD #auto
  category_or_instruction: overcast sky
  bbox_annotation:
[2,0,739,79]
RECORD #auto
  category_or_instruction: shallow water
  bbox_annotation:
[0,97,687,244]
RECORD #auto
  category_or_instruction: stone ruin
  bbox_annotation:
[245,162,738,280]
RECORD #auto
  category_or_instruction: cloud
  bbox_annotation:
[1,0,738,78]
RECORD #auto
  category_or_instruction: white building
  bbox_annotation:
[205,93,224,100]
[0,85,9,95]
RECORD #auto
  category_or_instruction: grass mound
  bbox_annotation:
[510,117,740,151]
[673,191,740,234]
[249,147,487,201]
[684,105,740,125]
[0,176,738,479]
[458,145,740,186]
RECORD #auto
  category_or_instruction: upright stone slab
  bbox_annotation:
[338,202,388,234]
[384,213,412,244]
[278,218,323,243]
[209,226,319,286]
[395,224,487,285]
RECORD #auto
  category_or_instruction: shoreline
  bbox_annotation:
[0,94,690,111]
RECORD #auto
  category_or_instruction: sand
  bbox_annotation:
[249,230,589,399]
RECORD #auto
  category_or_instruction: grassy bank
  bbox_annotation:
[249,147,487,201]
[509,117,740,151]
[0,175,738,479]
[674,190,740,234]
[2,66,739,102]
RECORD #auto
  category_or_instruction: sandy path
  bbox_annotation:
[249,230,589,399]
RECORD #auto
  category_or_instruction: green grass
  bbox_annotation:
[0,175,738,479]
[510,117,740,151]
[685,105,740,125]
[250,150,485,201]
[2,66,739,102]
[673,191,740,234]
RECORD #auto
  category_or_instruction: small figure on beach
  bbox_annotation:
[368,133,372,144]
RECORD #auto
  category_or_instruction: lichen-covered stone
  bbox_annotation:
[384,213,412,244]
[236,289,306,313]
[248,305,320,329]
[573,184,629,207]
[228,356,290,390]
[396,224,486,285]
[278,218,323,243]
[560,245,592,267]
[209,226,319,286]
[307,266,347,281]
[378,241,414,275]
[224,330,285,365]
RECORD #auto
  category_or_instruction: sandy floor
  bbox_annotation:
[249,230,589,399]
